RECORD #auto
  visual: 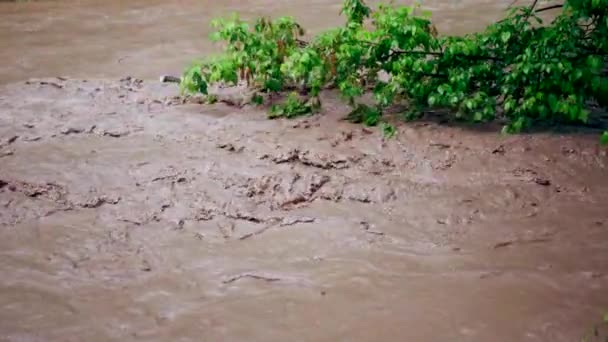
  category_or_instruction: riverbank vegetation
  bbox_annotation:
[181,0,608,141]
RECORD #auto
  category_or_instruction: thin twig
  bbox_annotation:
[524,0,539,20]
[393,48,502,61]
[493,237,552,249]
[296,38,309,47]
[238,224,274,240]
[535,4,564,13]
[368,40,502,62]
[529,0,540,11]
[508,0,521,8]
[222,273,281,284]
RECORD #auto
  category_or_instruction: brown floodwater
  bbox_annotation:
[1,0,521,86]
[1,1,608,341]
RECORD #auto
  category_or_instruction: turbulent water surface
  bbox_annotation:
[1,1,607,341]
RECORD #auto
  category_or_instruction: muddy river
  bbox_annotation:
[1,0,608,341]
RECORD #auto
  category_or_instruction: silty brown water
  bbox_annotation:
[1,1,608,341]
[1,0,520,86]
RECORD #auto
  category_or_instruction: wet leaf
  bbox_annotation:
[381,122,397,138]
[601,132,608,145]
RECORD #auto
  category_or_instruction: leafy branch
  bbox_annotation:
[181,0,608,141]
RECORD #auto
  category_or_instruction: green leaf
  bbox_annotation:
[252,93,264,105]
[473,111,483,121]
[199,79,208,94]
[465,99,474,110]
[268,104,283,119]
[381,122,397,138]
[601,132,608,145]
[579,109,589,123]
[548,94,558,112]
[587,56,602,70]
[346,104,381,126]
[365,113,380,126]
[264,78,282,92]
[510,116,527,133]
[504,99,515,112]
[501,31,511,43]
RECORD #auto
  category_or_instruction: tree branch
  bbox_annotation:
[535,4,564,13]
[525,0,540,19]
[388,47,503,62]
[362,40,503,62]
[529,0,540,12]
[296,38,309,47]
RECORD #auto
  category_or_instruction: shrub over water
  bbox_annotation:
[182,0,608,141]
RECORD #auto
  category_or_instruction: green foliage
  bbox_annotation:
[601,131,608,145]
[340,0,371,25]
[346,104,381,126]
[268,92,319,119]
[183,0,608,141]
[381,122,397,138]
[180,60,208,95]
[252,93,264,106]
[200,94,218,104]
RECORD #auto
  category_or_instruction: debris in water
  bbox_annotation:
[493,241,514,249]
[79,195,121,208]
[280,216,316,226]
[493,237,552,249]
[27,80,63,89]
[430,142,451,149]
[23,136,41,142]
[195,208,215,221]
[160,75,181,83]
[361,220,384,235]
[41,81,63,89]
[238,232,255,240]
[217,143,244,153]
[5,135,19,145]
[0,150,14,158]
[492,145,506,154]
[103,129,130,138]
[141,260,152,272]
[534,177,551,186]
[222,273,281,284]
[218,221,235,238]
[270,148,349,169]
[60,127,85,135]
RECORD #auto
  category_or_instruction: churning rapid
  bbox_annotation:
[1,1,607,341]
